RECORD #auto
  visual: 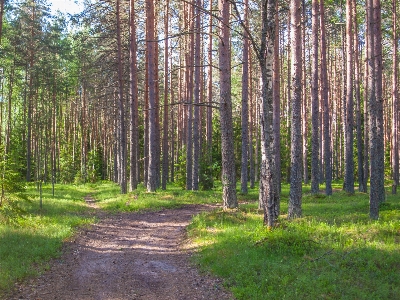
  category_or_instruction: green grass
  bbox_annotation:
[188,184,400,300]
[0,183,95,296]
[91,181,229,212]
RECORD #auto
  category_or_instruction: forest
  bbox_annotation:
[0,0,399,298]
[0,0,397,221]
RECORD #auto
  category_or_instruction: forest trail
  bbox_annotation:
[8,201,233,300]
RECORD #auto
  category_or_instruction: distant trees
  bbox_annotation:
[0,0,394,221]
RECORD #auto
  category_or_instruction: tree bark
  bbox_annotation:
[368,0,385,219]
[301,0,308,185]
[219,0,237,209]
[185,2,194,190]
[129,0,138,191]
[162,0,170,190]
[0,0,4,45]
[240,0,249,195]
[256,0,280,226]
[391,0,398,194]
[288,0,303,219]
[146,0,158,192]
[192,0,201,190]
[273,0,281,194]
[353,0,365,193]
[310,0,320,194]
[344,0,354,193]
[116,0,127,194]
[206,0,213,187]
[320,0,332,195]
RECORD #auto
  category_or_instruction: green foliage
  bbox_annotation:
[199,159,214,191]
[0,156,28,225]
[174,147,187,189]
[59,147,77,184]
[87,148,103,183]
[73,171,86,185]
[188,183,400,299]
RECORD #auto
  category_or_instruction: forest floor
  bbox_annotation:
[7,197,234,300]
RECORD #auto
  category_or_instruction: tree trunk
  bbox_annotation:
[391,0,398,194]
[273,0,281,194]
[301,0,308,185]
[344,0,354,193]
[310,0,320,194]
[146,0,158,192]
[192,0,201,190]
[162,0,170,190]
[320,0,332,195]
[353,0,365,193]
[288,0,303,219]
[185,3,194,190]
[368,0,385,219]
[256,0,280,226]
[219,0,237,209]
[0,0,4,45]
[129,0,138,191]
[206,0,213,187]
[116,0,127,194]
[240,0,249,195]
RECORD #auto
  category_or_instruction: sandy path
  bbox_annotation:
[8,203,233,300]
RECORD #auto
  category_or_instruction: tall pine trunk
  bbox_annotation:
[192,0,201,190]
[129,0,138,191]
[116,0,127,194]
[391,0,398,194]
[288,0,303,219]
[344,0,354,193]
[257,0,280,226]
[368,0,385,219]
[240,0,249,195]
[146,0,158,192]
[320,0,332,195]
[310,0,320,194]
[162,0,170,190]
[219,0,237,209]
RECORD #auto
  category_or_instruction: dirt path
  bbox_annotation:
[8,201,233,300]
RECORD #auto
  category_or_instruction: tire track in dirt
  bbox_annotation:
[8,203,233,300]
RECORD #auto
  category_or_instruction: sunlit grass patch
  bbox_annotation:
[92,181,223,212]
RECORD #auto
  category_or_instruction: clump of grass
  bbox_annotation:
[188,183,400,299]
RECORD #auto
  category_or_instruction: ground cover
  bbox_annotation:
[188,182,400,299]
[0,184,96,295]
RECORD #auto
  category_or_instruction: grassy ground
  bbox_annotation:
[0,183,97,295]
[91,181,224,212]
[187,181,400,299]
